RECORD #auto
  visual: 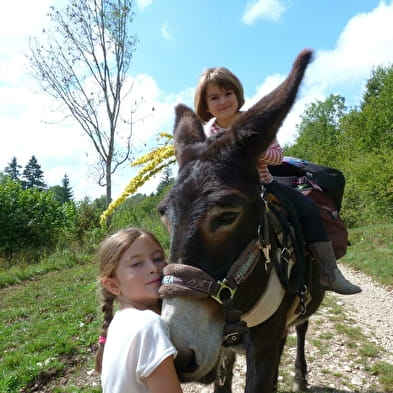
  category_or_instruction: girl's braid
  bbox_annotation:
[95,287,115,374]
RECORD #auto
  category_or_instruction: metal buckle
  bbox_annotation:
[281,247,290,263]
[211,279,237,304]
[223,331,241,346]
[262,243,271,271]
[298,285,309,315]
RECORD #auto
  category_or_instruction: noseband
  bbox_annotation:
[160,231,269,345]
[160,230,270,298]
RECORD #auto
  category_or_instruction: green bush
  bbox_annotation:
[0,177,75,261]
[109,187,171,251]
[71,197,106,242]
[341,151,393,226]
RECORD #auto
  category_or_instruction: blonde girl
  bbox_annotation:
[95,227,183,393]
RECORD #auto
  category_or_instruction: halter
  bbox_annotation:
[160,234,269,345]
[160,195,272,346]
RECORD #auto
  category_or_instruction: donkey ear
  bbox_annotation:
[173,104,206,167]
[229,49,313,161]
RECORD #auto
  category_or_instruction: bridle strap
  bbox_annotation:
[160,230,268,302]
[159,191,273,345]
[160,264,221,299]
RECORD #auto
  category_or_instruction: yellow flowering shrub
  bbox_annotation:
[100,133,175,226]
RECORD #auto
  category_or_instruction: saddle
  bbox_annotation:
[269,156,349,259]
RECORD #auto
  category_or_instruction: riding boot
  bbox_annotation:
[309,241,361,295]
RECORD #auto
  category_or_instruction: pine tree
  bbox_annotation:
[62,174,73,202]
[4,156,22,181]
[156,167,173,195]
[22,155,46,190]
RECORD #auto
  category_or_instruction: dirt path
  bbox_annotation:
[336,265,393,356]
[182,264,393,393]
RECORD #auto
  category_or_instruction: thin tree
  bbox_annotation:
[156,166,173,195]
[28,0,139,207]
[22,155,47,190]
[4,157,22,181]
[62,174,74,202]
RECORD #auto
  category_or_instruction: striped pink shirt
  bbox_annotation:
[207,121,283,184]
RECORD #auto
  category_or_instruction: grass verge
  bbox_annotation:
[0,263,101,393]
[343,223,393,287]
[0,248,92,289]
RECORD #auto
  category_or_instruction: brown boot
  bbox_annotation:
[309,241,361,295]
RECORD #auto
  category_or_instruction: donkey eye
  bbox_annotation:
[157,203,167,216]
[211,211,239,231]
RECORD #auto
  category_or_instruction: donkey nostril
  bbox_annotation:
[174,349,198,377]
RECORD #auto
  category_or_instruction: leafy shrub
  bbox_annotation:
[0,177,75,261]
[341,151,393,226]
[73,197,106,242]
[109,187,171,251]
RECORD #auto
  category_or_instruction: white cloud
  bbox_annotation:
[0,0,50,36]
[108,74,193,199]
[0,71,190,201]
[245,1,393,145]
[161,22,174,41]
[82,73,192,200]
[136,0,152,11]
[242,0,286,25]
[243,73,285,109]
[308,1,393,93]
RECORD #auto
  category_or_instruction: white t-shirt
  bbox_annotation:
[101,307,177,393]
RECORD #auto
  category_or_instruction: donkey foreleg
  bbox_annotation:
[292,320,309,391]
[245,316,287,393]
[273,331,289,392]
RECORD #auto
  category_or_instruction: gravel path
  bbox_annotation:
[182,264,393,393]
[337,264,393,356]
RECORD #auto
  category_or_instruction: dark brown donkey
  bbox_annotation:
[158,49,325,393]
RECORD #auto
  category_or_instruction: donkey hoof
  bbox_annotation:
[292,378,308,392]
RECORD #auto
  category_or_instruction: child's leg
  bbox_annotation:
[268,181,361,295]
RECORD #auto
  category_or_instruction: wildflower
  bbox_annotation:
[100,135,175,226]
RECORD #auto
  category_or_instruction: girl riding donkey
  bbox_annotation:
[193,66,361,295]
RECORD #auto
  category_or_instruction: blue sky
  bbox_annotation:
[1,0,392,201]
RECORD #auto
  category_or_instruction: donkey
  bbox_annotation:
[158,49,325,393]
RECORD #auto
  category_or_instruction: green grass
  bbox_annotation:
[370,362,393,391]
[0,263,101,393]
[1,222,393,392]
[0,248,93,289]
[343,223,393,287]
